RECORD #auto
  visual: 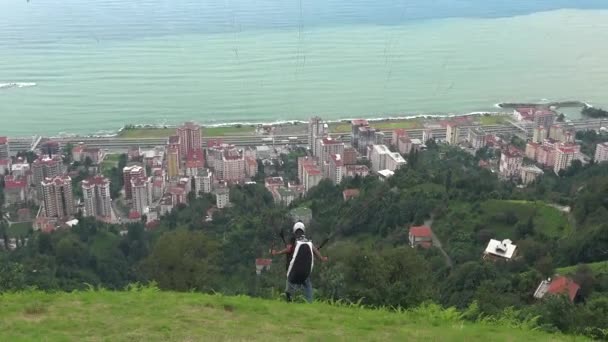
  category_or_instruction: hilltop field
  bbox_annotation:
[0,289,583,342]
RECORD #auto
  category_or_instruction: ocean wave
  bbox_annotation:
[0,82,37,90]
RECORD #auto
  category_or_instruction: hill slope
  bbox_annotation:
[0,289,586,341]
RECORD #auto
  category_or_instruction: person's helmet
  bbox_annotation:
[293,221,306,234]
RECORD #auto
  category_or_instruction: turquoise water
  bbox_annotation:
[1,1,608,136]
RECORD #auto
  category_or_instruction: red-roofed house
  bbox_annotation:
[409,226,433,248]
[128,211,141,220]
[534,276,580,302]
[265,177,284,191]
[342,189,360,201]
[499,148,523,179]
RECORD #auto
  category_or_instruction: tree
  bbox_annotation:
[140,230,220,291]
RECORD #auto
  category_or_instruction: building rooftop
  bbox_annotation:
[409,226,432,238]
[377,169,395,178]
[131,177,148,187]
[82,175,110,187]
[322,137,342,145]
[330,154,343,166]
[0,159,10,166]
[342,189,360,200]
[547,276,580,302]
[179,121,200,130]
[351,119,369,126]
[265,177,284,187]
[168,135,180,144]
[521,165,544,174]
[484,239,517,259]
[0,137,7,144]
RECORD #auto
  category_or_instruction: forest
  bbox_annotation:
[1,143,608,339]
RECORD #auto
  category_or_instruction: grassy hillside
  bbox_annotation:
[0,289,585,341]
[557,261,608,276]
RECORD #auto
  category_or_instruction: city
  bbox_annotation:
[1,107,607,248]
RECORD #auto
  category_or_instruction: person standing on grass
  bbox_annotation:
[271,221,328,303]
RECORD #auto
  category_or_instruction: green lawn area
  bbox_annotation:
[329,118,425,133]
[0,289,583,341]
[478,114,512,126]
[435,200,571,244]
[7,221,33,237]
[117,125,255,138]
[480,200,571,238]
[557,261,608,276]
[101,154,121,174]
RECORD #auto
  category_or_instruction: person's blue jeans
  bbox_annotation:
[285,277,313,303]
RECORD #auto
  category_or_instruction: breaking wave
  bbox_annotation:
[0,82,37,90]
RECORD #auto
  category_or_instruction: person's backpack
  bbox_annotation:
[287,238,314,285]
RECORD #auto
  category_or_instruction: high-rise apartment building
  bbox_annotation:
[82,176,112,219]
[41,175,74,219]
[177,122,202,158]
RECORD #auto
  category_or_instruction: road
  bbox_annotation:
[424,217,453,268]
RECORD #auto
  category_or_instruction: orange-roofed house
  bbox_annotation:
[342,189,360,201]
[409,226,433,248]
[534,276,581,302]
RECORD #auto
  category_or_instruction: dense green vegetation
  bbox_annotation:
[2,143,608,339]
[582,106,608,118]
[0,288,582,342]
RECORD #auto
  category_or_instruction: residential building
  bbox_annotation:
[397,136,412,155]
[499,149,523,179]
[167,146,180,179]
[308,116,325,155]
[549,124,564,142]
[483,239,517,261]
[371,145,405,172]
[32,156,62,200]
[219,149,245,182]
[194,169,213,195]
[40,141,60,157]
[392,129,407,146]
[520,165,544,185]
[342,147,357,165]
[73,144,102,164]
[328,154,345,184]
[533,126,547,143]
[351,119,369,150]
[298,156,316,183]
[265,177,285,191]
[3,176,26,205]
[274,187,296,206]
[245,157,258,178]
[122,165,146,200]
[177,122,202,158]
[256,145,271,160]
[184,149,205,174]
[131,177,151,216]
[422,128,434,142]
[142,147,165,168]
[377,169,395,181]
[525,142,540,160]
[357,126,376,154]
[554,147,576,175]
[468,127,486,150]
[595,142,608,163]
[373,131,386,145]
[0,137,9,159]
[41,175,75,219]
[342,189,360,201]
[167,135,181,161]
[316,138,344,170]
[152,179,165,201]
[11,161,30,178]
[533,276,580,303]
[446,122,460,145]
[81,176,112,219]
[215,187,230,209]
[0,158,11,175]
[345,165,370,178]
[169,186,187,206]
[534,110,556,130]
[409,226,433,248]
[536,146,556,168]
[302,164,322,193]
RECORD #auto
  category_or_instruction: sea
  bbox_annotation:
[1,0,608,136]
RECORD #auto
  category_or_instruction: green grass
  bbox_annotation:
[0,289,583,341]
[7,221,33,237]
[480,200,571,238]
[101,154,121,174]
[329,118,424,133]
[557,261,608,276]
[117,126,255,138]
[478,114,511,126]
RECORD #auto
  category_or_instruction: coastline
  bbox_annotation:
[56,110,512,140]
